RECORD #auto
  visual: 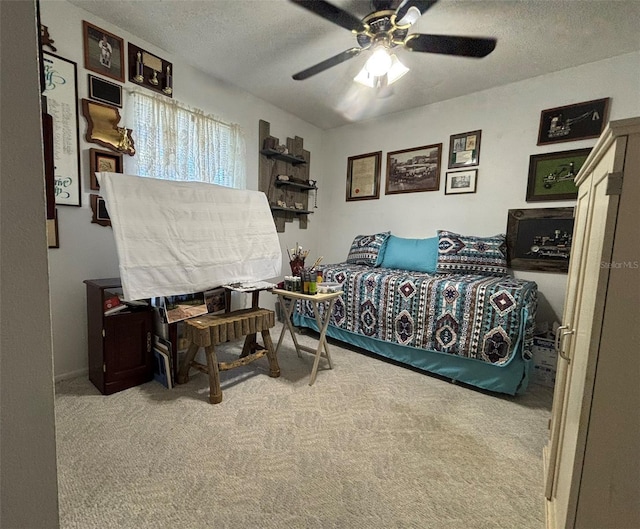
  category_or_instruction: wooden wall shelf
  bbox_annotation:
[259,119,316,233]
[270,206,314,215]
[260,149,307,165]
[274,180,317,191]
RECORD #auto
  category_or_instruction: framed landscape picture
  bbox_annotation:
[526,148,591,202]
[445,169,477,195]
[448,130,481,169]
[506,207,574,272]
[537,98,609,145]
[385,143,442,195]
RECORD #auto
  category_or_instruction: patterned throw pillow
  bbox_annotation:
[436,230,508,276]
[346,232,391,266]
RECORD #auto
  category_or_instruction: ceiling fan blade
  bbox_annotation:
[292,48,363,80]
[289,0,366,32]
[405,34,497,57]
[395,0,438,23]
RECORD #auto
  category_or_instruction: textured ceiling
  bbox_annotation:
[68,0,640,130]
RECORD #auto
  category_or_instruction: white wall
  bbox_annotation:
[44,0,640,377]
[0,1,60,526]
[42,0,323,378]
[316,52,640,325]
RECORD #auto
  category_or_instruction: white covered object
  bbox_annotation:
[97,172,282,300]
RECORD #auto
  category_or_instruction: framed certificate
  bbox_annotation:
[346,151,382,201]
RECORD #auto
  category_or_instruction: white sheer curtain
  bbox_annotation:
[128,89,246,189]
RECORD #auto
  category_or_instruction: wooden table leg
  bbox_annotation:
[261,329,281,378]
[176,341,200,384]
[308,298,337,386]
[275,295,303,358]
[205,344,223,404]
[240,333,257,358]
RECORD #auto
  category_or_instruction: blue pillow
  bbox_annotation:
[380,235,439,273]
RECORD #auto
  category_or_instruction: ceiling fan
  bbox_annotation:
[290,0,497,81]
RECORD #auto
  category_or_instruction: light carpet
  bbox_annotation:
[55,323,553,529]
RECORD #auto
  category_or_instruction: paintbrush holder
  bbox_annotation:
[289,258,305,276]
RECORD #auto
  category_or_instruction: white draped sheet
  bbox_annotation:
[97,172,282,300]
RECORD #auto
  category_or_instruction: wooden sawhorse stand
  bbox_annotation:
[176,307,280,404]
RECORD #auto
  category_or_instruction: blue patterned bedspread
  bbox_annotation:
[296,263,538,366]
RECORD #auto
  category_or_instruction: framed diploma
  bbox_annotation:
[346,151,382,201]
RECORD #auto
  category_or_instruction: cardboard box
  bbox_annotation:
[532,364,556,388]
[531,335,557,387]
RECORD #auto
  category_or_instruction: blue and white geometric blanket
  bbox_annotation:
[295,263,537,366]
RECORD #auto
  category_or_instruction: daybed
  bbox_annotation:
[292,231,538,395]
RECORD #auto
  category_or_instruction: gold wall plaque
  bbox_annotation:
[81,99,135,156]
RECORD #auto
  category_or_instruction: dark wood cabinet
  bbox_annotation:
[84,278,154,395]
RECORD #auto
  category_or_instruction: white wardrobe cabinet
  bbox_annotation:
[544,117,640,529]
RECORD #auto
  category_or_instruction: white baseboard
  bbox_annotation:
[54,368,88,382]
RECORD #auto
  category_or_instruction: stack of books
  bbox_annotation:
[103,291,150,316]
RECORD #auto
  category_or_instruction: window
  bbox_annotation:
[129,90,246,189]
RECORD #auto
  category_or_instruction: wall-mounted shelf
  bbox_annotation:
[274,180,317,191]
[270,205,314,215]
[260,149,307,165]
[259,119,315,233]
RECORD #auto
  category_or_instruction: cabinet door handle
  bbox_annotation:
[147,332,152,352]
[554,324,568,352]
[556,327,574,362]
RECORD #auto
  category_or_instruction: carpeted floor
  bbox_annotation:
[55,323,553,529]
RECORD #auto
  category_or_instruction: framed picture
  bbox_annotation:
[448,130,481,169]
[445,169,477,195]
[526,148,591,202]
[47,210,59,249]
[90,194,111,227]
[162,293,208,324]
[128,42,174,97]
[42,52,82,206]
[82,20,125,83]
[204,287,227,314]
[506,207,574,272]
[537,98,609,145]
[346,151,382,201]
[88,74,123,107]
[385,143,442,195]
[89,148,123,190]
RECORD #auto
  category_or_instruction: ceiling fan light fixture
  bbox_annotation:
[396,5,422,27]
[364,47,393,76]
[386,55,410,84]
[354,54,409,88]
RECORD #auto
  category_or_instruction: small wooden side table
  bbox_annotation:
[271,288,342,386]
